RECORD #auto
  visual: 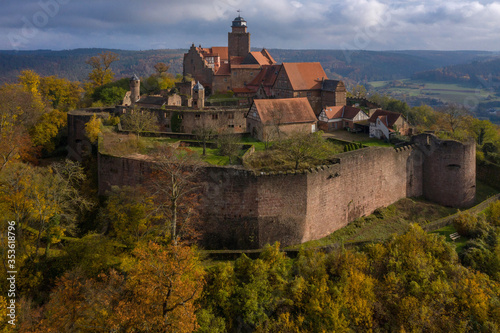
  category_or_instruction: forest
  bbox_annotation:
[1,52,500,332]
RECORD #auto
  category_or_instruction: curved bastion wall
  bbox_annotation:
[412,134,476,208]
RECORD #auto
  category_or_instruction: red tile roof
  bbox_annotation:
[205,47,228,60]
[248,51,274,66]
[215,63,231,76]
[343,106,364,120]
[251,98,317,125]
[368,109,403,127]
[322,106,344,119]
[247,65,281,88]
[281,62,327,91]
[322,105,365,120]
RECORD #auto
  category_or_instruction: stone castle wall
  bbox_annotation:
[87,119,475,249]
[97,144,435,249]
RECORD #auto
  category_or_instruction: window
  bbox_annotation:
[179,115,183,120]
[228,124,234,128]
[224,78,227,82]
[250,72,253,76]
[195,114,201,119]
[212,114,218,120]
[228,113,234,119]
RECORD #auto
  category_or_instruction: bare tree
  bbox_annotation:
[148,146,202,244]
[194,117,218,156]
[441,104,468,133]
[154,62,170,74]
[121,108,159,139]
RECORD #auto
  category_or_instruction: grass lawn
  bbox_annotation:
[287,197,458,250]
[239,136,268,151]
[431,225,469,254]
[188,147,231,166]
[324,131,395,147]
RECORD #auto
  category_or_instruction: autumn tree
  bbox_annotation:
[154,62,170,74]
[273,131,334,170]
[85,113,102,144]
[86,51,119,88]
[217,131,241,164]
[440,104,469,133]
[39,75,83,111]
[100,186,159,247]
[347,84,367,99]
[121,108,159,139]
[30,109,67,152]
[148,146,202,244]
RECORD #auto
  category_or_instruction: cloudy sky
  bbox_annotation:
[2,0,500,51]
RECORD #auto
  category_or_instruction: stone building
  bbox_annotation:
[369,109,411,139]
[271,63,346,115]
[246,97,317,141]
[183,15,276,93]
[318,105,369,132]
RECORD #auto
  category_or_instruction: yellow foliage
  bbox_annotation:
[30,109,67,151]
[85,114,102,144]
[342,269,375,331]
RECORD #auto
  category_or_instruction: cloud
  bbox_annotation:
[0,0,499,51]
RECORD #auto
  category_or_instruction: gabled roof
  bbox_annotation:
[247,64,282,88]
[215,63,231,76]
[343,106,365,119]
[321,105,365,120]
[322,106,344,119]
[242,50,276,66]
[281,62,327,91]
[250,98,317,125]
[200,46,228,61]
[369,109,404,127]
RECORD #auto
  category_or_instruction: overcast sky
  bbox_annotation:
[2,0,500,51]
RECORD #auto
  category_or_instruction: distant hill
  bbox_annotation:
[0,48,497,85]
[412,56,500,88]
[269,49,496,84]
[0,48,185,84]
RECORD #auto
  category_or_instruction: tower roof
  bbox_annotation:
[193,81,204,91]
[130,74,140,81]
[232,15,247,27]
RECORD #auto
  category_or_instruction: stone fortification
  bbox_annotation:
[95,134,475,249]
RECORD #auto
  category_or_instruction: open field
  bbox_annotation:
[368,79,500,106]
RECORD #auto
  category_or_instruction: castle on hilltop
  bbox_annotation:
[65,15,477,249]
[183,14,276,94]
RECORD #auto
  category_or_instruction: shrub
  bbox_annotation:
[453,211,479,237]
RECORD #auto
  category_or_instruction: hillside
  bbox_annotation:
[0,48,185,84]
[0,48,496,85]
[412,56,500,88]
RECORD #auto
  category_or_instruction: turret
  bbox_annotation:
[130,74,140,104]
[193,81,205,109]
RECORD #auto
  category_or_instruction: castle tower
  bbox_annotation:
[193,81,205,109]
[130,74,140,104]
[228,13,250,59]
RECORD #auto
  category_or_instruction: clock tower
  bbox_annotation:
[228,12,250,59]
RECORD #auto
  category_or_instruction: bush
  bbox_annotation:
[486,201,500,226]
[453,212,479,237]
